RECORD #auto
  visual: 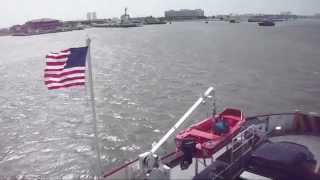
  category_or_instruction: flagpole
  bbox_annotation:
[86,38,103,176]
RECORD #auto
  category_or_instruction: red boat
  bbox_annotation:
[175,108,245,159]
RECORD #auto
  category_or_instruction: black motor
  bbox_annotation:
[180,139,196,170]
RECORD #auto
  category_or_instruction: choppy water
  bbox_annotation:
[0,19,320,178]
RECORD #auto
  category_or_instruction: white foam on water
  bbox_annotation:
[103,135,123,142]
[32,131,40,135]
[120,144,141,151]
[6,154,25,161]
[75,132,94,138]
[62,174,75,180]
[128,102,136,105]
[109,100,122,105]
[75,145,91,153]
[25,96,35,101]
[24,140,39,145]
[41,148,53,153]
[112,113,122,119]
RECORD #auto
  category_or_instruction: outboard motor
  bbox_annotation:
[180,139,196,170]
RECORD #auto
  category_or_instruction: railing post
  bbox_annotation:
[195,158,199,175]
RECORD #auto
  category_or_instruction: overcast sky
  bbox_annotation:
[1,0,320,28]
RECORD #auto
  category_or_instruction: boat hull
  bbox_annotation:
[175,108,245,158]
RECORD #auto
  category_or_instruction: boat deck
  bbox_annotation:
[103,112,320,180]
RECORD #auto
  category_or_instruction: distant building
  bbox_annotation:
[165,9,205,20]
[9,25,23,33]
[112,17,120,23]
[0,28,9,36]
[9,18,63,35]
[87,12,92,21]
[92,12,97,20]
[25,19,62,31]
[87,12,97,21]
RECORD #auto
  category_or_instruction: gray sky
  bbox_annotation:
[1,0,320,28]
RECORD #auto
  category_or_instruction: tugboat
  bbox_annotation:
[258,20,275,26]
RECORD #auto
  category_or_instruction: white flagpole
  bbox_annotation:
[86,38,103,176]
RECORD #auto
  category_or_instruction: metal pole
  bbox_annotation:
[151,87,214,154]
[212,89,216,117]
[86,38,103,176]
[195,158,198,175]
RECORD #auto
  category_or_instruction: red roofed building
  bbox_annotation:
[10,18,63,35]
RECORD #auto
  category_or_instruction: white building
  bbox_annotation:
[87,12,97,21]
[165,9,205,20]
[87,12,92,21]
[92,12,97,20]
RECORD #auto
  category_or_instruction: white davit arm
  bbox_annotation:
[150,86,215,154]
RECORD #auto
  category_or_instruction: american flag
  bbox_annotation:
[44,47,88,90]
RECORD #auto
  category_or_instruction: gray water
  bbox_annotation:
[0,19,320,178]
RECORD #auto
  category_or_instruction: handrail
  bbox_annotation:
[246,112,295,119]
[103,158,139,178]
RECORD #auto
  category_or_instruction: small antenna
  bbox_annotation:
[86,35,91,46]
[212,89,217,117]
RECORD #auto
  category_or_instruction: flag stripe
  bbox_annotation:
[46,55,69,59]
[46,62,66,66]
[45,76,85,85]
[44,73,85,81]
[45,68,64,72]
[46,58,68,63]
[44,70,85,78]
[46,79,86,88]
[45,65,66,70]
[48,82,85,90]
[48,51,70,55]
[44,67,85,74]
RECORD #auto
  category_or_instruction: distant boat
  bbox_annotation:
[248,17,264,22]
[258,20,275,26]
[205,21,209,24]
[119,23,140,28]
[229,19,240,23]
[119,8,141,28]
